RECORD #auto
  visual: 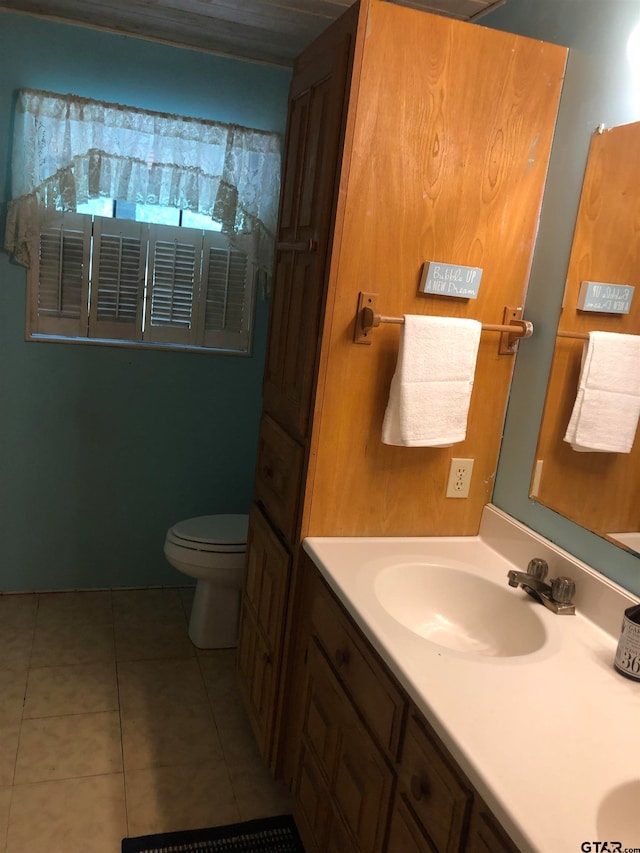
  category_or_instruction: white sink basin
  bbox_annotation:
[597,781,640,847]
[374,562,547,657]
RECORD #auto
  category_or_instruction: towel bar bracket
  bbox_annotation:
[354,292,533,354]
[354,291,379,344]
[499,306,529,355]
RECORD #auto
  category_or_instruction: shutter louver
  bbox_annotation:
[200,231,253,353]
[145,224,202,345]
[30,213,90,337]
[89,218,146,340]
[205,247,248,333]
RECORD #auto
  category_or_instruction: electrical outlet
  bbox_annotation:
[446,458,474,498]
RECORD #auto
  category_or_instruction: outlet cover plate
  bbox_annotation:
[446,458,473,498]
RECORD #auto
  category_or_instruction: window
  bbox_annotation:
[30,206,254,354]
[5,89,282,355]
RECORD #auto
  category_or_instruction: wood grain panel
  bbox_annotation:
[533,122,640,537]
[307,0,567,536]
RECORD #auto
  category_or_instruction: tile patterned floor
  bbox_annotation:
[0,587,292,853]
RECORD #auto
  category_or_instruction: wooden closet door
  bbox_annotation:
[262,5,357,442]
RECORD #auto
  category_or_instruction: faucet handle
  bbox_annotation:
[551,576,575,605]
[527,557,549,581]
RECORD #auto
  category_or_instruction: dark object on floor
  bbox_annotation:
[121,814,305,853]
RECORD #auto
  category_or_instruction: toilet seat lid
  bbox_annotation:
[167,514,248,552]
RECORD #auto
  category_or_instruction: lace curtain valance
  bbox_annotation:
[4,88,282,272]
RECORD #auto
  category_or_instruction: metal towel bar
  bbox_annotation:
[354,292,534,355]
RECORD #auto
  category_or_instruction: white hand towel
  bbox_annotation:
[382,315,482,447]
[564,331,640,453]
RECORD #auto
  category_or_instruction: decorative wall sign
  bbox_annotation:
[419,262,483,299]
[577,281,634,314]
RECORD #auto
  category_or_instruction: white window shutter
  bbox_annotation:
[28,213,256,354]
[144,224,203,346]
[200,231,254,353]
[89,217,147,341]
[29,213,90,338]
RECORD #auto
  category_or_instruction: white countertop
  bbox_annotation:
[303,505,640,853]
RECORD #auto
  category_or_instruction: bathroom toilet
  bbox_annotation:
[163,514,249,649]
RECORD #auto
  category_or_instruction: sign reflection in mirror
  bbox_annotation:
[531,121,640,555]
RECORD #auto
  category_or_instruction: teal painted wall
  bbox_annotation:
[0,13,291,591]
[485,1,640,595]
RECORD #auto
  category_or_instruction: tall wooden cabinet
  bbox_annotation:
[237,0,567,784]
[237,4,360,767]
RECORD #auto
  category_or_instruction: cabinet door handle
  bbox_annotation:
[262,651,272,665]
[410,774,429,801]
[335,648,349,667]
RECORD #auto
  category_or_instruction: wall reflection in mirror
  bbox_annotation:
[531,120,640,557]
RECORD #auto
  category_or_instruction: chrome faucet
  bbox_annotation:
[507,558,576,615]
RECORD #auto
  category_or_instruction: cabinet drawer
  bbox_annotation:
[398,713,472,853]
[310,571,406,760]
[254,414,304,544]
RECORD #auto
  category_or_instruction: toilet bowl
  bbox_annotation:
[163,514,249,649]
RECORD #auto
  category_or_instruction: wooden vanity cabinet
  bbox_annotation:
[292,554,519,853]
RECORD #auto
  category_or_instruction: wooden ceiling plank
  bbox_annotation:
[0,0,308,48]
[388,0,492,15]
[0,0,504,65]
[259,0,352,12]
[0,0,303,63]
[138,0,331,37]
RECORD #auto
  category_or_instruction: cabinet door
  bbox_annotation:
[262,6,357,441]
[293,740,329,853]
[397,713,472,853]
[465,799,520,853]
[237,504,291,762]
[237,612,273,756]
[325,808,356,853]
[295,639,393,853]
[387,795,437,853]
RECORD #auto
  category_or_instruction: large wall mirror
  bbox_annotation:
[531,120,640,555]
